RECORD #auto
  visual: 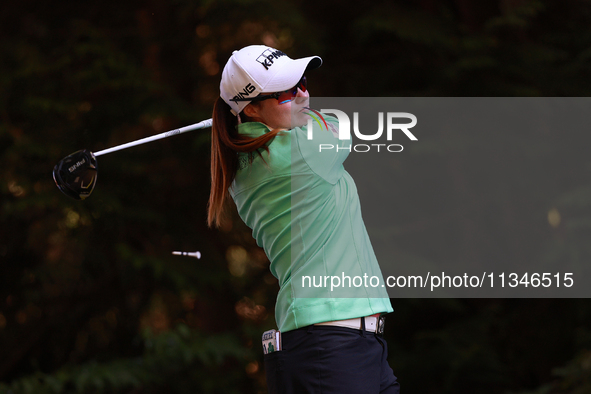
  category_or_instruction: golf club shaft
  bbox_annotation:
[94,118,213,157]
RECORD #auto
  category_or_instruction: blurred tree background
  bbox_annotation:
[2,0,591,393]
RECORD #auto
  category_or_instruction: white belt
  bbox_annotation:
[315,314,382,333]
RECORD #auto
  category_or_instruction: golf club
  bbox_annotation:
[53,118,212,200]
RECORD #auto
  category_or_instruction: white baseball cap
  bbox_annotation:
[220,45,322,115]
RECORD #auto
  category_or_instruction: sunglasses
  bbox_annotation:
[231,76,307,105]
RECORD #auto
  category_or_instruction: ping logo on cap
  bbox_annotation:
[232,83,256,102]
[256,49,287,70]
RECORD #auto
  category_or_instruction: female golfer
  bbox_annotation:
[208,45,399,394]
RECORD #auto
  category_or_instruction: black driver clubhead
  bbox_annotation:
[53,149,98,200]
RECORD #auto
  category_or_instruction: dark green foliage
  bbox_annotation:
[0,324,252,394]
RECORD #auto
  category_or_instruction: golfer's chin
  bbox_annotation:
[292,111,313,128]
[291,102,311,128]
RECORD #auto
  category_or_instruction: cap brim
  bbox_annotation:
[263,56,322,93]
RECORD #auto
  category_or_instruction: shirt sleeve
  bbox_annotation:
[293,114,351,184]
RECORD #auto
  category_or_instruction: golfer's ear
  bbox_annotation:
[242,103,259,119]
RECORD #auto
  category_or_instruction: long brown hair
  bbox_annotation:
[207,97,281,228]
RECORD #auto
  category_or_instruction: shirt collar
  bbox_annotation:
[237,121,271,138]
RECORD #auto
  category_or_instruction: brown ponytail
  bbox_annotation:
[207,97,282,228]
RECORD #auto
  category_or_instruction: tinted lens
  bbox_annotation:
[278,76,307,104]
[297,76,307,92]
[277,90,294,104]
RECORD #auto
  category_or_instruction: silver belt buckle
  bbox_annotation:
[377,316,386,335]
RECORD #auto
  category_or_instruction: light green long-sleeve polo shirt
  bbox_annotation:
[229,115,393,332]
